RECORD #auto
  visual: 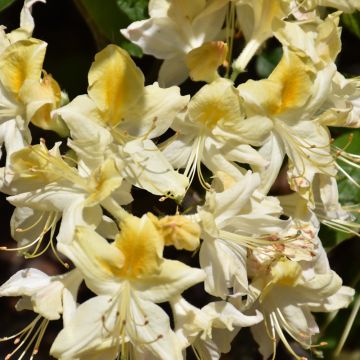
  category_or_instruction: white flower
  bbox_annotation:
[163,78,271,186]
[6,141,131,253]
[194,171,294,298]
[121,0,229,85]
[52,214,206,359]
[239,49,337,203]
[171,296,263,359]
[0,268,82,359]
[55,44,190,200]
[248,257,354,359]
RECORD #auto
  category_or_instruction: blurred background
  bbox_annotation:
[0,0,360,358]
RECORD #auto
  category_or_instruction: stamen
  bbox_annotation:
[15,212,46,233]
[271,312,307,360]
[183,135,210,189]
[2,316,49,360]
[218,229,300,250]
[268,315,277,360]
[336,163,360,188]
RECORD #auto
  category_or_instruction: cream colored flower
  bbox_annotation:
[121,0,229,85]
[194,171,294,298]
[0,37,65,187]
[52,214,205,359]
[6,141,131,254]
[0,268,82,359]
[171,295,263,359]
[163,78,271,186]
[55,44,189,200]
[248,257,354,359]
[239,49,337,203]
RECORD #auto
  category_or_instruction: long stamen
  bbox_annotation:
[268,315,277,360]
[218,229,300,249]
[15,212,46,233]
[1,212,57,253]
[276,308,311,348]
[271,312,307,360]
[320,218,360,237]
[3,316,49,360]
[184,136,202,182]
[0,317,41,343]
[336,163,360,188]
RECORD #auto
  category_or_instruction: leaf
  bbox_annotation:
[255,46,282,78]
[0,0,16,12]
[342,12,360,39]
[116,0,148,22]
[76,0,148,57]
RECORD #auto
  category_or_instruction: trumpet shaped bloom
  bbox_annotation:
[0,37,64,187]
[238,49,337,203]
[194,171,295,298]
[52,214,206,359]
[163,78,271,186]
[248,257,354,359]
[121,0,229,85]
[171,296,263,359]
[0,268,82,359]
[6,141,131,254]
[56,44,189,200]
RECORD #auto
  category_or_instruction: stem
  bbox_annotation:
[334,294,360,357]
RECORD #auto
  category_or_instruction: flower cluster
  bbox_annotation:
[0,0,359,359]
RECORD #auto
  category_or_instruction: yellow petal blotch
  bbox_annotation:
[88,45,144,127]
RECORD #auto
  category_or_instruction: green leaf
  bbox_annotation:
[76,0,148,57]
[342,12,360,39]
[255,47,282,78]
[0,0,16,12]
[116,0,148,22]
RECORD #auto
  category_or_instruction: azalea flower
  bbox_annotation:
[247,257,354,359]
[273,12,360,131]
[193,171,296,298]
[0,36,64,188]
[55,44,189,200]
[238,48,337,203]
[5,141,131,257]
[52,214,206,359]
[121,0,229,86]
[162,78,271,186]
[0,268,82,359]
[171,295,263,360]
